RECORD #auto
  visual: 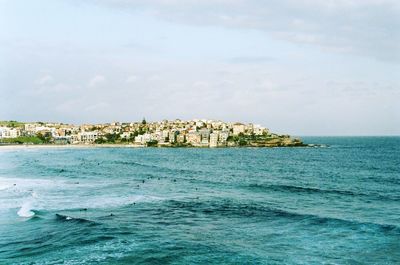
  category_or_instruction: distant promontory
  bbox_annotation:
[0,119,306,148]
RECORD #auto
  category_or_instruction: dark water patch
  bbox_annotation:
[55,213,98,225]
[155,199,400,234]
[110,238,264,265]
[111,159,207,176]
[247,183,400,202]
[26,214,42,222]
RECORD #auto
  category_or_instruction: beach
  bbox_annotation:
[0,144,145,150]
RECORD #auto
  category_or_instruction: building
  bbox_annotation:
[253,124,267,135]
[120,132,131,140]
[209,132,219,147]
[233,123,245,135]
[186,131,201,146]
[169,130,177,143]
[53,136,71,144]
[135,133,152,144]
[134,135,144,144]
[176,133,185,143]
[0,127,21,138]
[78,131,100,143]
[199,128,210,146]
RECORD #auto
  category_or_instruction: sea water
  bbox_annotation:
[0,137,399,264]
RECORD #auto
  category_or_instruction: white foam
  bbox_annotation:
[0,183,12,191]
[17,201,35,218]
[83,194,164,209]
[0,176,167,215]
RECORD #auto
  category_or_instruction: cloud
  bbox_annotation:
[84,102,110,112]
[88,75,106,87]
[35,74,54,85]
[227,56,275,64]
[126,75,138,83]
[90,0,400,62]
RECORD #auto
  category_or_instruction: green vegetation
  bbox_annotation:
[105,133,120,143]
[0,121,25,128]
[94,138,106,144]
[37,132,52,143]
[227,133,278,146]
[94,133,121,144]
[146,140,158,147]
[0,136,43,144]
[238,139,248,146]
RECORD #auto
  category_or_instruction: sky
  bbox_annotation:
[0,0,399,135]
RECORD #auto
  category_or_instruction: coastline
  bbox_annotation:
[0,143,312,150]
[0,144,145,150]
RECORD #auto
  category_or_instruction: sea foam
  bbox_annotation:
[17,200,35,218]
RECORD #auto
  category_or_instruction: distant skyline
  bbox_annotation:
[1,0,399,135]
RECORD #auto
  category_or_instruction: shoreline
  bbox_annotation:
[0,143,314,150]
[0,144,145,150]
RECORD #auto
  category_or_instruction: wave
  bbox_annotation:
[55,214,96,224]
[164,199,400,233]
[17,201,35,218]
[16,191,39,218]
[247,183,400,201]
[111,159,206,176]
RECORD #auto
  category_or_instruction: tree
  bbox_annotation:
[142,118,147,125]
[37,132,52,143]
[146,140,158,147]
[95,138,106,144]
[238,139,248,146]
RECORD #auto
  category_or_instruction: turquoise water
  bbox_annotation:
[0,137,399,264]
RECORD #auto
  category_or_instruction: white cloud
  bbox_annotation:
[126,75,138,83]
[35,74,54,85]
[88,75,106,87]
[92,0,400,62]
[84,102,110,112]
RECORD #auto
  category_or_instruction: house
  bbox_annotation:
[209,132,219,147]
[53,136,71,144]
[0,127,21,138]
[135,133,152,144]
[218,131,229,146]
[199,128,210,145]
[78,131,100,143]
[176,133,185,143]
[186,131,201,146]
[233,123,245,135]
[253,124,268,135]
[120,132,131,140]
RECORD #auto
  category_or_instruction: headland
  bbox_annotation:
[0,119,306,148]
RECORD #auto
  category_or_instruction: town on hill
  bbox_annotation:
[0,119,305,147]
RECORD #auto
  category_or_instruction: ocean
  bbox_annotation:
[0,137,399,264]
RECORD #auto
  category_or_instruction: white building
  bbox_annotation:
[169,130,176,143]
[187,131,201,146]
[218,131,229,145]
[134,135,144,144]
[253,124,268,135]
[199,128,210,145]
[0,127,21,138]
[120,132,131,140]
[134,133,152,144]
[78,131,100,143]
[233,123,245,135]
[209,132,219,147]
